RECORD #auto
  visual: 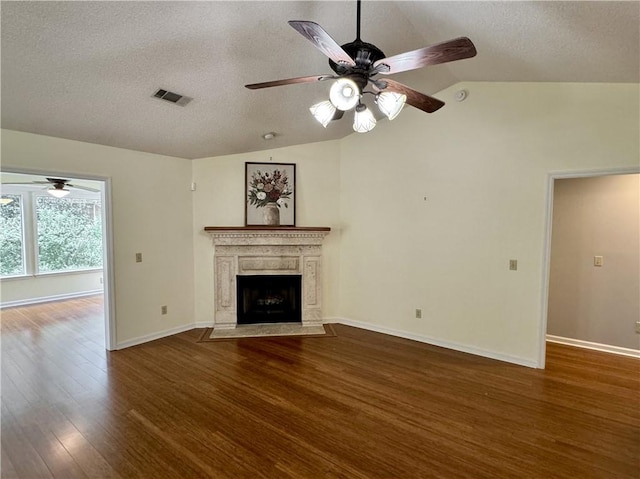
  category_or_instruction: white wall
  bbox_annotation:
[338,82,639,366]
[1,130,195,346]
[192,140,342,326]
[1,270,103,307]
[547,174,639,350]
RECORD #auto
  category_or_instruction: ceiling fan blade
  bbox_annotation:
[2,180,61,186]
[245,74,334,90]
[67,184,100,193]
[332,109,344,121]
[46,177,70,184]
[288,21,356,67]
[374,37,477,75]
[375,79,444,113]
[2,181,99,193]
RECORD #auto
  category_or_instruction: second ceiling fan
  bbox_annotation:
[246,0,477,132]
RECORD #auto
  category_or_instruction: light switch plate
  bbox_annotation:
[594,256,603,267]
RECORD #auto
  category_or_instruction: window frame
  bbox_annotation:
[0,191,27,278]
[0,185,103,279]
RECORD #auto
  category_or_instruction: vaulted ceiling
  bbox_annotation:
[2,1,638,159]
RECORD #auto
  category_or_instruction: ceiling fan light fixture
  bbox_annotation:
[309,100,337,128]
[353,104,376,133]
[329,78,360,111]
[376,91,407,120]
[47,186,70,198]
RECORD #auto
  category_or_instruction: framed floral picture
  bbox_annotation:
[245,162,296,226]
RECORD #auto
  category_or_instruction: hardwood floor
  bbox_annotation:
[2,297,639,478]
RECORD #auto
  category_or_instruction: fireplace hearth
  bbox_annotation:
[237,275,302,324]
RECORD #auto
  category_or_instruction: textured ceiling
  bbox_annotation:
[1,172,103,192]
[1,1,638,160]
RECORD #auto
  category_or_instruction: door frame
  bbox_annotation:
[1,167,116,350]
[538,166,639,368]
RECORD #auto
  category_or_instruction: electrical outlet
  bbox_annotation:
[415,309,422,319]
[161,305,167,315]
[509,259,518,271]
[135,252,142,263]
[635,322,640,334]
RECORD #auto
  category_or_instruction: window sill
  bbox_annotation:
[1,268,103,282]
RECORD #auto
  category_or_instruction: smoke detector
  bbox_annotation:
[454,89,468,102]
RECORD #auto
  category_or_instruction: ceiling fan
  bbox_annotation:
[2,177,99,199]
[245,0,477,133]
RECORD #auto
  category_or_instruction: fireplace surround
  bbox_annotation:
[205,227,330,329]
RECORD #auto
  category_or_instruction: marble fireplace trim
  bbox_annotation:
[205,228,330,330]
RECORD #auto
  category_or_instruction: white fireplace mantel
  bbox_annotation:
[205,227,330,329]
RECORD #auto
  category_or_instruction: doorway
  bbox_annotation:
[539,168,640,367]
[0,169,115,350]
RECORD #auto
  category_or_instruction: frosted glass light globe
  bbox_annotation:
[309,100,337,128]
[376,91,407,120]
[353,104,376,133]
[329,78,360,111]
[48,187,70,198]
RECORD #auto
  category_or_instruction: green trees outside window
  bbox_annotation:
[0,193,103,277]
[0,195,25,276]
[36,196,103,273]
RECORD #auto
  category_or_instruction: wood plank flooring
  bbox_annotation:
[2,296,639,478]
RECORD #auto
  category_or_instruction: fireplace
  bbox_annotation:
[237,275,302,325]
[205,227,330,329]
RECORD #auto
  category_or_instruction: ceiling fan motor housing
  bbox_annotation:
[329,40,386,77]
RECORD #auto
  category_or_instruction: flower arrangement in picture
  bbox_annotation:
[247,168,292,208]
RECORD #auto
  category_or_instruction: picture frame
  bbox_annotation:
[245,162,296,226]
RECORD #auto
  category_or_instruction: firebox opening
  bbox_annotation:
[237,275,302,325]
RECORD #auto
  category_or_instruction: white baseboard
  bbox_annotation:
[0,289,104,309]
[324,317,538,368]
[194,320,215,328]
[546,334,640,359]
[120,318,538,368]
[116,323,196,350]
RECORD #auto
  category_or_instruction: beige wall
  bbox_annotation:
[338,82,639,366]
[547,175,640,350]
[1,270,103,306]
[1,130,195,346]
[3,81,638,366]
[191,140,342,325]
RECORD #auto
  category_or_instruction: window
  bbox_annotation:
[36,196,103,273]
[0,194,25,276]
[0,188,103,278]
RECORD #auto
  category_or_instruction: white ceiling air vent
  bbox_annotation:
[152,89,192,107]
